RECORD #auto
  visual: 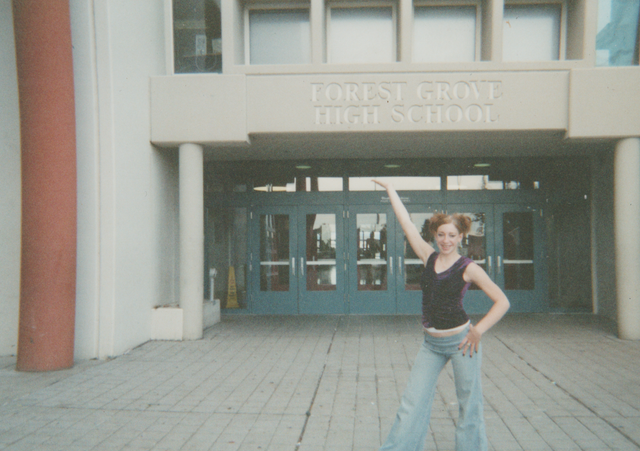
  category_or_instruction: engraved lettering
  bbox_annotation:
[379,82,392,100]
[469,81,481,100]
[489,81,502,100]
[452,82,470,100]
[465,104,484,123]
[363,105,379,124]
[436,82,452,101]
[363,83,377,101]
[392,82,406,101]
[417,81,434,100]
[408,105,422,123]
[344,105,359,124]
[345,83,360,101]
[485,104,499,123]
[425,105,443,124]
[391,105,404,122]
[314,106,330,125]
[325,83,343,101]
[309,79,502,126]
[445,105,464,123]
[311,83,323,102]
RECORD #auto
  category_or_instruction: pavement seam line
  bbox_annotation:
[495,336,640,449]
[295,319,341,450]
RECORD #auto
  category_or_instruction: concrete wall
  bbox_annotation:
[569,68,640,138]
[65,0,179,359]
[85,0,178,358]
[0,1,20,356]
[70,0,101,360]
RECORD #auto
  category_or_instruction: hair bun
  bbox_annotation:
[429,213,472,236]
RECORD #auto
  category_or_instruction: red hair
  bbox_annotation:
[428,213,472,236]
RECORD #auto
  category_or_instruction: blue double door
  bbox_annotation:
[250,204,346,314]
[250,202,547,315]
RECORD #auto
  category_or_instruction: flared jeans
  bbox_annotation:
[379,326,487,451]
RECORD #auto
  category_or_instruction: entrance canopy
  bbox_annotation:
[150,70,640,154]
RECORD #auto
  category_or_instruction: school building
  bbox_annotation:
[1,0,639,370]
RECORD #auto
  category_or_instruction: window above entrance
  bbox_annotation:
[173,0,222,74]
[413,4,479,62]
[349,177,442,191]
[327,5,397,63]
[503,3,564,61]
[247,7,311,64]
[253,177,344,192]
[171,0,605,73]
[596,0,640,66]
[447,175,540,190]
[204,157,582,195]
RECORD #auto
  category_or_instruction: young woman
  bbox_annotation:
[373,179,510,451]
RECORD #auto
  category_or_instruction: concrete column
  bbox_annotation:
[13,0,77,371]
[614,137,640,340]
[179,143,204,340]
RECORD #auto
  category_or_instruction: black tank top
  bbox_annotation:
[421,252,473,330]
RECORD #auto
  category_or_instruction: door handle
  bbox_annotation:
[487,256,492,274]
[497,256,502,275]
[389,257,393,275]
[300,257,305,276]
[398,256,403,274]
[292,257,296,276]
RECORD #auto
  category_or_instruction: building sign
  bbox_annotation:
[310,79,502,126]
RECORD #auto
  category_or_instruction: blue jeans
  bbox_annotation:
[379,326,487,451]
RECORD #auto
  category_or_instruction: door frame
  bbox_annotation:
[247,194,347,314]
[218,190,550,315]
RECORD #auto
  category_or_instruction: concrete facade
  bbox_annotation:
[0,0,639,361]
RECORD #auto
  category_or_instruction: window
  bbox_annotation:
[596,0,640,66]
[413,5,478,62]
[328,6,396,63]
[173,0,222,73]
[253,177,343,192]
[503,3,562,61]
[447,175,539,190]
[349,177,441,191]
[248,8,311,64]
[207,208,248,309]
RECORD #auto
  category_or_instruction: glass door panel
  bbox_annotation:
[356,213,388,291]
[207,207,249,310]
[462,212,489,291]
[348,206,396,314]
[495,205,547,312]
[403,212,434,291]
[502,212,535,290]
[259,214,290,292]
[305,213,337,291]
[250,208,299,314]
[299,207,345,314]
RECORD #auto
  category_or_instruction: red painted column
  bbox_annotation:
[13,0,77,371]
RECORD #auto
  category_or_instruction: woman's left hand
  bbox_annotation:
[459,324,482,357]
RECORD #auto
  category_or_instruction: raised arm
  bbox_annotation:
[372,179,435,264]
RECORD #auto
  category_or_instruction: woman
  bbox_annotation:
[374,179,510,451]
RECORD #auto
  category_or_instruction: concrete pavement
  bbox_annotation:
[1,314,639,450]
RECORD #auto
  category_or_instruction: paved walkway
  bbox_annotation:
[0,314,639,451]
